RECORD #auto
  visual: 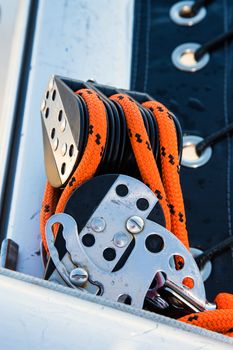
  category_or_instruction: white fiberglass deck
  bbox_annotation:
[4,0,134,277]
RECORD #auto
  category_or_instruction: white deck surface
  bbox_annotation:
[6,0,134,277]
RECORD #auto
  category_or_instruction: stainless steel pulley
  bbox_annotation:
[44,174,215,316]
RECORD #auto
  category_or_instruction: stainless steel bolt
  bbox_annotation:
[69,267,88,287]
[126,216,144,234]
[90,217,106,232]
[113,232,129,248]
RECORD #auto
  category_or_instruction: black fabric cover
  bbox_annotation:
[131,0,233,300]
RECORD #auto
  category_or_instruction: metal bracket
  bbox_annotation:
[45,174,213,313]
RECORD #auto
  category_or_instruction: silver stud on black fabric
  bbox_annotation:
[181,135,212,168]
[170,1,206,26]
[172,43,209,72]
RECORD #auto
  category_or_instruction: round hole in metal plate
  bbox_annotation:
[182,276,194,289]
[145,234,164,253]
[45,107,49,118]
[46,91,49,99]
[117,294,132,305]
[116,184,129,197]
[51,128,55,139]
[136,198,149,211]
[52,89,56,101]
[181,135,212,168]
[61,162,66,175]
[172,43,209,72]
[103,247,116,261]
[170,1,206,26]
[69,144,74,157]
[58,110,63,122]
[169,255,185,270]
[82,233,95,247]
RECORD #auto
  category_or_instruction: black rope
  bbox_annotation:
[195,29,233,61]
[195,236,233,270]
[191,0,212,15]
[180,0,212,18]
[196,122,233,155]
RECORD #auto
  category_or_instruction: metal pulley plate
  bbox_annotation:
[41,76,87,187]
[45,174,208,312]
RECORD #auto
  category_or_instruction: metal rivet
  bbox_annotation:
[41,100,46,112]
[191,248,212,282]
[60,118,66,132]
[126,216,144,234]
[181,135,212,168]
[69,267,88,286]
[172,43,209,72]
[90,217,106,232]
[170,1,207,26]
[53,138,59,151]
[113,232,129,248]
[61,143,67,156]
[48,78,54,91]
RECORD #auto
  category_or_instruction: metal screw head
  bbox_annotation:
[113,232,129,248]
[69,267,88,287]
[90,217,106,232]
[126,216,144,234]
[41,99,46,112]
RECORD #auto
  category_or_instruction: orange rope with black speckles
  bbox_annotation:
[40,89,233,337]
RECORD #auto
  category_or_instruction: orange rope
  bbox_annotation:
[179,293,233,337]
[40,88,233,337]
[40,88,107,250]
[110,94,171,233]
[143,101,189,249]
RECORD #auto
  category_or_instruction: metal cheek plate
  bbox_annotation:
[170,1,207,26]
[78,175,159,272]
[46,212,206,309]
[41,76,82,188]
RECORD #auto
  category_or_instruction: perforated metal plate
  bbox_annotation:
[45,175,206,309]
[41,76,84,187]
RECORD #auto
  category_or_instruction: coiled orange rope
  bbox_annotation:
[40,88,233,337]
